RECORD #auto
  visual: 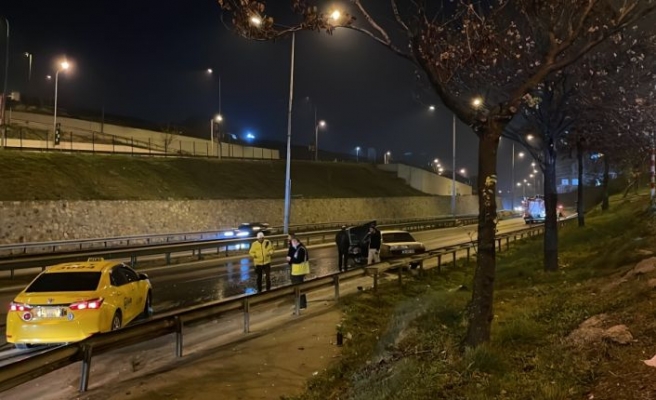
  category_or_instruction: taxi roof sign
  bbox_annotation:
[87,257,105,262]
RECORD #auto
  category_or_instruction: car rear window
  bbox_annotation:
[26,272,102,292]
[383,232,416,243]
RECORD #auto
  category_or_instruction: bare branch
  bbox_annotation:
[353,0,392,43]
[390,0,410,32]
[341,25,414,62]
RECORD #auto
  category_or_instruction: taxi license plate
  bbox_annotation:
[36,307,66,318]
[402,249,415,254]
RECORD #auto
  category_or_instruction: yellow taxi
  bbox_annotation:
[6,258,152,349]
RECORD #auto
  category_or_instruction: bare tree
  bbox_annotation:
[572,32,656,209]
[217,0,656,347]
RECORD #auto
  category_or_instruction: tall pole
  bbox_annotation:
[451,113,456,216]
[1,17,9,148]
[314,107,318,162]
[210,119,214,156]
[651,132,655,203]
[26,52,32,82]
[511,142,515,211]
[53,69,61,135]
[283,32,295,234]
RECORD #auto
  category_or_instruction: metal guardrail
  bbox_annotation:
[0,222,552,394]
[0,215,479,258]
[0,216,480,278]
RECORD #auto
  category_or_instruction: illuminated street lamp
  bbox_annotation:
[355,146,361,162]
[384,151,391,164]
[429,98,482,215]
[314,119,326,161]
[250,8,342,232]
[53,60,71,140]
[510,145,526,210]
[24,52,33,82]
[210,114,223,158]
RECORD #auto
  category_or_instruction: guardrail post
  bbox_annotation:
[452,251,457,268]
[333,275,340,301]
[79,344,93,392]
[130,255,137,268]
[505,237,510,251]
[466,247,471,263]
[243,298,250,333]
[175,316,184,358]
[497,239,502,251]
[165,253,171,265]
[294,287,301,316]
[437,254,442,272]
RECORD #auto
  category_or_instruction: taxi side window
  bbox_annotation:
[120,266,139,283]
[110,266,129,287]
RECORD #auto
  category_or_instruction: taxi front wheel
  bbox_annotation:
[111,311,122,331]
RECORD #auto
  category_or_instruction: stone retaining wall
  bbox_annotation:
[0,195,483,244]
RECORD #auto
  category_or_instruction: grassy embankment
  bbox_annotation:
[0,152,425,201]
[292,192,656,400]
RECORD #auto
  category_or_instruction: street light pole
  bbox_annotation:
[210,118,214,156]
[52,61,70,141]
[511,142,515,210]
[24,52,32,83]
[451,113,456,216]
[1,17,9,148]
[314,118,325,162]
[283,32,295,234]
[356,146,360,162]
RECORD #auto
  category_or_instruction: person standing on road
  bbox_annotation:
[249,232,274,293]
[365,224,381,265]
[335,225,350,272]
[287,236,309,309]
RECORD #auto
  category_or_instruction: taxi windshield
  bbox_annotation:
[26,272,102,292]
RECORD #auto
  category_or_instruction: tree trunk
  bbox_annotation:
[576,138,585,227]
[544,158,559,272]
[464,126,500,348]
[601,156,610,211]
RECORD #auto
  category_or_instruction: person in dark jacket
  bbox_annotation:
[287,235,309,309]
[286,233,295,267]
[335,225,350,272]
[364,224,382,265]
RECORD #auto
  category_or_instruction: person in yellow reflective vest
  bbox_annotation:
[249,232,274,292]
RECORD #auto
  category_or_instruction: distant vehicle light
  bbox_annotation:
[223,231,234,237]
[236,231,250,237]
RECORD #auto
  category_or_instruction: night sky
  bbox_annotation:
[1,0,536,192]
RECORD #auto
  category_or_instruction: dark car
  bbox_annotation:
[346,221,376,265]
[234,222,271,238]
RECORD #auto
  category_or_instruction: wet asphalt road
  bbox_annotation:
[0,218,527,323]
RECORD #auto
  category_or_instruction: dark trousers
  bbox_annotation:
[255,264,271,293]
[337,250,349,271]
[291,274,307,308]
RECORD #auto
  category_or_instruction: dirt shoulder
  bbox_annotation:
[80,309,343,400]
